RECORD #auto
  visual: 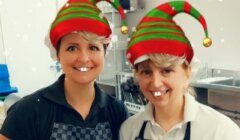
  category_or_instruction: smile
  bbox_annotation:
[154,91,162,96]
[153,89,170,97]
[75,67,91,72]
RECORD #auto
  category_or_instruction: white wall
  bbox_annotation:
[0,0,59,96]
[127,0,240,70]
[0,16,5,64]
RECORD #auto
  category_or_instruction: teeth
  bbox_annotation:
[77,67,89,72]
[153,89,170,97]
[154,91,162,97]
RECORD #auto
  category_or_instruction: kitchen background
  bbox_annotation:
[0,0,240,126]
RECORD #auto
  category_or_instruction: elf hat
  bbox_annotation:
[126,1,212,65]
[48,0,128,50]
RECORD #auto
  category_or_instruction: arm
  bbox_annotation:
[0,134,9,140]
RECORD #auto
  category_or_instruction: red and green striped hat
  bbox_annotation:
[126,1,212,65]
[49,0,128,49]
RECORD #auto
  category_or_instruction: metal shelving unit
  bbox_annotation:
[96,0,146,114]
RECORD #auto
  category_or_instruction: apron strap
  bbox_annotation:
[135,121,148,140]
[183,122,191,140]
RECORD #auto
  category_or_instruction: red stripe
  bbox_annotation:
[127,39,193,64]
[137,24,181,31]
[184,2,192,13]
[57,11,98,19]
[156,3,177,16]
[69,0,92,3]
[119,7,126,19]
[199,16,207,31]
[61,3,97,11]
[140,17,172,23]
[50,18,111,48]
[131,31,184,41]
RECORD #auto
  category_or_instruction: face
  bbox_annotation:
[57,33,105,85]
[135,60,191,108]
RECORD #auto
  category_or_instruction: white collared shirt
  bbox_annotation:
[119,93,240,140]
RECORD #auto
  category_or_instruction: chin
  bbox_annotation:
[150,97,170,108]
[77,79,95,84]
[153,101,169,108]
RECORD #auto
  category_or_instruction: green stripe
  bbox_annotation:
[137,21,176,28]
[137,22,178,30]
[51,14,108,29]
[70,2,94,7]
[146,9,172,19]
[133,27,183,37]
[91,0,97,3]
[190,8,201,19]
[169,1,185,13]
[128,33,190,49]
[121,20,127,26]
[205,30,209,37]
[106,0,121,10]
[58,7,99,16]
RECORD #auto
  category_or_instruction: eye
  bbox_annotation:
[89,45,100,51]
[139,69,151,76]
[162,68,173,75]
[66,45,78,52]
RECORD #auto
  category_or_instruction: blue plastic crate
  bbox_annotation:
[0,64,18,95]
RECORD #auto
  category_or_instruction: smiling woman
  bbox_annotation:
[0,0,129,140]
[58,32,106,86]
[120,1,240,140]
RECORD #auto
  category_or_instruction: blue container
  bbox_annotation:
[0,64,18,95]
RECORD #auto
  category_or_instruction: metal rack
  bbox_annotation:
[95,1,146,114]
[116,72,146,114]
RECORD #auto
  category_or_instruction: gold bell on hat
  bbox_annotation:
[121,26,129,34]
[203,37,212,47]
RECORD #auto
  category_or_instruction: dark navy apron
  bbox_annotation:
[135,121,191,140]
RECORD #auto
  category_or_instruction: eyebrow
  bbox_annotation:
[62,42,79,46]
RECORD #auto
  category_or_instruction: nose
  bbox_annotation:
[150,72,164,89]
[76,49,90,63]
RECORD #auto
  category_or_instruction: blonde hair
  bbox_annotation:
[77,31,111,45]
[134,53,196,97]
[56,31,110,54]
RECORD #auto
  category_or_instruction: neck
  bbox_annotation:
[64,78,95,105]
[154,96,185,132]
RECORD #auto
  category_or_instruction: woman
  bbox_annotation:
[120,1,240,140]
[0,0,129,139]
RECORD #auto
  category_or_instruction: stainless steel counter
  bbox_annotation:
[191,82,240,92]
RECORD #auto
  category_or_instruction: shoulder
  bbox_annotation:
[9,89,42,109]
[120,112,145,140]
[121,111,144,128]
[7,85,54,117]
[193,103,240,139]
[196,103,235,124]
